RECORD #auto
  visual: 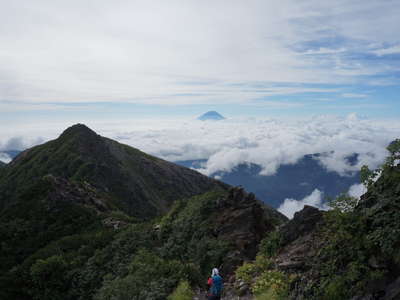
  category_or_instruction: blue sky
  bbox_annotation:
[1,0,399,122]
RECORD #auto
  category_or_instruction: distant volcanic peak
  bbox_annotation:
[198,111,225,121]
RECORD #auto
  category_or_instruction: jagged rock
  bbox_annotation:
[215,187,279,275]
[273,206,325,295]
[279,205,323,247]
[276,232,318,272]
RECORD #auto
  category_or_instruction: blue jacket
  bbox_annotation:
[210,275,223,296]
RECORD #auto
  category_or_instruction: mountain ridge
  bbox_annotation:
[0,123,226,219]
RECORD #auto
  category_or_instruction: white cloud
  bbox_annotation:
[347,183,367,199]
[302,47,347,55]
[341,93,369,98]
[0,153,11,164]
[278,189,329,219]
[0,1,399,107]
[371,45,400,56]
[0,136,43,151]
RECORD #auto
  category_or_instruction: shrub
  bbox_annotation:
[259,231,282,258]
[322,276,348,300]
[236,262,258,284]
[236,255,272,284]
[167,280,194,300]
[251,270,291,300]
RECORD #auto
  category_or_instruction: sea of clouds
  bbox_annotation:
[1,114,398,177]
[102,114,398,177]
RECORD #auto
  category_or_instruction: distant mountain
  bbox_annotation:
[197,110,225,121]
[0,124,225,219]
[176,154,360,208]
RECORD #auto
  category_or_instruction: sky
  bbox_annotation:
[1,0,400,121]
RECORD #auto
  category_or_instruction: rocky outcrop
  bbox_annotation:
[215,187,285,276]
[279,205,323,247]
[209,187,286,281]
[217,188,273,255]
[43,174,111,213]
[274,205,324,277]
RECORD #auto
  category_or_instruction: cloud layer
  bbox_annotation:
[108,115,398,177]
[1,115,399,176]
[347,183,367,199]
[0,153,11,164]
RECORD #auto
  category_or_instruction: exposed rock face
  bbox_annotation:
[275,206,324,274]
[280,205,323,247]
[43,174,111,213]
[216,187,286,276]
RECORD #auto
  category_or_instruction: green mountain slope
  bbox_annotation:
[0,174,116,299]
[0,124,225,219]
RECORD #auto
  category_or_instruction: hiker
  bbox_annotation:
[207,268,223,300]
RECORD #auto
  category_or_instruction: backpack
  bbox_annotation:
[211,275,223,296]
